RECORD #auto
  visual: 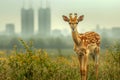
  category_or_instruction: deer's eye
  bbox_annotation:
[76,22,78,24]
[69,23,72,24]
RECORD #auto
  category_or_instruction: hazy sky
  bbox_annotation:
[0,0,120,33]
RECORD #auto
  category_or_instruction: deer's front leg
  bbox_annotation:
[78,55,84,80]
[82,54,88,80]
[78,54,88,80]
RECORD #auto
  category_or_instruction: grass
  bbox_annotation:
[0,39,119,80]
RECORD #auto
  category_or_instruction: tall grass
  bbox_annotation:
[0,39,119,80]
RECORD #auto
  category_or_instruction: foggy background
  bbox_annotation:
[0,0,120,49]
[0,0,120,33]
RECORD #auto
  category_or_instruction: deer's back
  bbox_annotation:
[78,31,100,46]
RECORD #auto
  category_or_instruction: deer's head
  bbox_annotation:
[62,13,84,32]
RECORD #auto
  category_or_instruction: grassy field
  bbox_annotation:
[0,39,119,80]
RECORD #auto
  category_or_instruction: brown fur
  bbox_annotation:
[74,31,100,54]
[62,13,100,80]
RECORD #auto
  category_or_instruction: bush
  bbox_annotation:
[0,39,119,80]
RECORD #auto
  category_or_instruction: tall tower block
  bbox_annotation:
[46,0,51,36]
[38,0,51,37]
[21,0,34,37]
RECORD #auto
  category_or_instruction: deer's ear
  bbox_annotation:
[62,15,69,22]
[78,15,84,22]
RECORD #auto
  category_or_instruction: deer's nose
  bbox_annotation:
[72,28,74,31]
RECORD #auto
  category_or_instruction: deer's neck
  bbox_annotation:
[72,29,80,45]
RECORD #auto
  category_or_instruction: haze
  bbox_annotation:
[0,0,120,33]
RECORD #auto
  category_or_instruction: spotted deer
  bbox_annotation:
[62,13,100,80]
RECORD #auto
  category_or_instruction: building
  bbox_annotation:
[21,2,34,37]
[95,25,120,39]
[6,24,15,35]
[111,27,120,38]
[38,0,51,37]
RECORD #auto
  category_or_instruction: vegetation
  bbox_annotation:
[0,35,119,50]
[0,36,73,49]
[0,39,119,80]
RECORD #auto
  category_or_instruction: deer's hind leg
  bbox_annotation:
[94,47,100,80]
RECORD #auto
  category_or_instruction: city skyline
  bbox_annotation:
[0,0,120,33]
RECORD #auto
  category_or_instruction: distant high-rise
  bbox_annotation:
[38,0,51,37]
[21,1,34,36]
[6,24,15,35]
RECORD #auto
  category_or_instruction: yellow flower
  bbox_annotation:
[10,55,15,59]
[32,55,39,61]
[0,57,7,61]
[44,53,48,58]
